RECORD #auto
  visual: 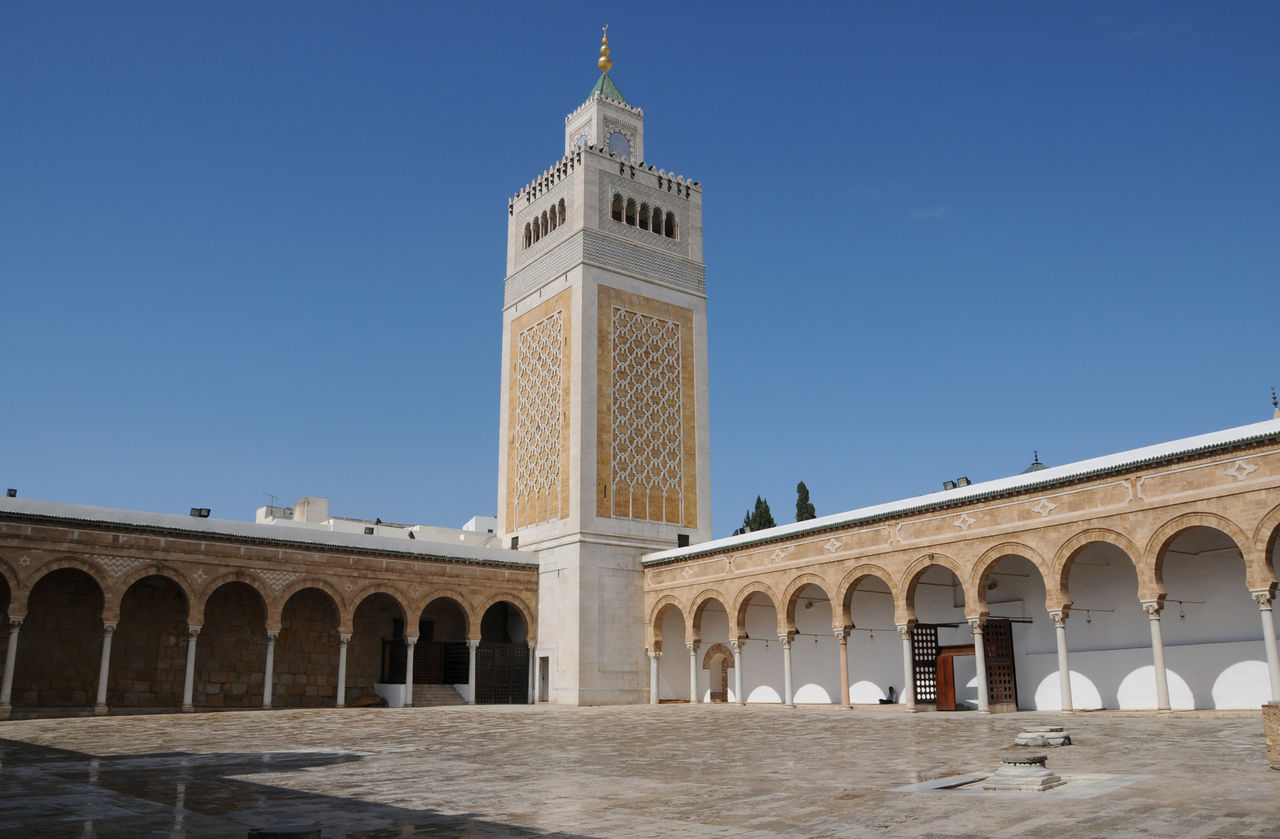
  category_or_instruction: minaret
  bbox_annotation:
[496,31,710,704]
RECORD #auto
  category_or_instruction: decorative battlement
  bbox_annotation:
[510,144,700,214]
[565,93,643,124]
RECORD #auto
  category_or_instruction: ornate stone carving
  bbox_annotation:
[824,538,843,553]
[94,555,145,578]
[514,310,566,526]
[953,513,976,531]
[1225,460,1259,481]
[1031,498,1059,517]
[256,569,299,593]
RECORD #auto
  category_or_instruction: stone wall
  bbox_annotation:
[14,569,104,707]
[195,582,266,708]
[274,589,340,707]
[349,593,398,699]
[1265,701,1280,770]
[109,576,187,707]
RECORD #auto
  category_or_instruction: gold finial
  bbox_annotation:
[598,26,612,73]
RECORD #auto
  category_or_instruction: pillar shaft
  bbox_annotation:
[836,631,850,707]
[898,624,916,710]
[262,630,278,708]
[730,640,744,705]
[781,636,794,707]
[466,640,479,705]
[527,644,536,705]
[1253,592,1280,701]
[182,626,200,712]
[687,643,700,703]
[1143,602,1171,711]
[404,638,417,708]
[94,621,117,715]
[336,634,350,707]
[1,618,22,716]
[1050,611,1073,712]
[970,619,990,713]
[648,651,660,705]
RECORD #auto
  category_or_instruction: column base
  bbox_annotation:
[0,704,10,720]
[784,703,796,709]
[93,704,108,716]
[182,704,194,713]
[1157,708,1173,715]
[977,710,992,715]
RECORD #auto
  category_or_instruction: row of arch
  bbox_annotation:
[0,556,536,638]
[522,198,568,250]
[650,511,1280,648]
[610,193,677,239]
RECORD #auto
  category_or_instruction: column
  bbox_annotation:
[527,644,536,705]
[835,630,850,707]
[0,617,23,720]
[687,642,700,703]
[181,626,200,713]
[730,639,744,705]
[648,651,661,705]
[336,633,350,707]
[93,621,117,715]
[1253,591,1280,701]
[466,639,479,705]
[1142,601,1171,711]
[898,624,916,711]
[262,630,278,708]
[969,618,990,713]
[780,635,795,708]
[1049,610,1073,713]
[403,637,417,708]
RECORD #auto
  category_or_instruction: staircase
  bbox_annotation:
[412,684,466,707]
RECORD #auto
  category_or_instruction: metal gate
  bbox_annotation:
[475,642,529,704]
[911,624,940,703]
[984,618,1018,712]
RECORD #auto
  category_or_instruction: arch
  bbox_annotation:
[409,590,476,638]
[540,211,548,236]
[688,588,730,643]
[472,592,535,643]
[0,556,20,616]
[1249,501,1280,592]
[611,193,623,222]
[651,205,662,235]
[664,211,677,238]
[780,574,834,635]
[20,556,109,606]
[268,579,346,630]
[557,198,566,226]
[191,570,270,627]
[110,565,196,623]
[1145,512,1251,598]
[701,642,734,669]
[898,553,965,624]
[548,206,557,232]
[344,584,409,631]
[625,198,637,226]
[522,223,531,249]
[638,202,650,231]
[647,594,685,652]
[730,581,780,640]
[1051,527,1141,608]
[970,542,1051,616]
[834,563,897,630]
[531,219,540,243]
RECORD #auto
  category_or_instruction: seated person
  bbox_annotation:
[878,686,897,704]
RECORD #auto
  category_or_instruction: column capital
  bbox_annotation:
[404,636,418,647]
[466,639,481,649]
[1252,589,1275,608]
[685,641,699,654]
[647,650,661,661]
[1049,610,1068,629]
[1141,600,1163,618]
[7,616,23,631]
[967,617,986,632]
[897,624,914,641]
[339,633,352,645]
[266,629,280,642]
[833,629,848,644]
[778,635,792,650]
[102,620,118,636]
[186,625,202,639]
[729,639,743,654]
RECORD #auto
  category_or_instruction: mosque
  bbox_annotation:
[2,34,1278,718]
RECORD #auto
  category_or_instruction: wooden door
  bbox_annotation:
[935,655,956,710]
[984,618,1018,712]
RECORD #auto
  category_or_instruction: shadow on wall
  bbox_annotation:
[1030,653,1274,710]
[0,738,599,838]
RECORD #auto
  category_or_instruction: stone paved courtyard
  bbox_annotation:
[1,705,1278,838]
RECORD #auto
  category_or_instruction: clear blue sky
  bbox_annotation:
[3,2,1277,536]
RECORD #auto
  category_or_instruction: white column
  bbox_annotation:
[730,639,745,705]
[336,633,350,707]
[94,621,117,715]
[648,651,661,705]
[403,637,416,708]
[969,618,990,713]
[527,644,536,704]
[1253,591,1280,701]
[1050,610,1073,712]
[687,642,700,703]
[898,624,916,710]
[0,617,22,719]
[780,635,795,708]
[466,639,479,705]
[181,626,200,713]
[1143,601,1171,711]
[835,630,850,707]
[262,630,278,708]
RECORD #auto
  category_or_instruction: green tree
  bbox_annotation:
[741,496,776,532]
[795,481,816,522]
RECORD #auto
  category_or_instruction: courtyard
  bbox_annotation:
[1,705,1278,838]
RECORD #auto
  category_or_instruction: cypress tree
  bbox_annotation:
[796,481,816,522]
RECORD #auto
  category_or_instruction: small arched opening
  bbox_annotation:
[625,198,637,226]
[14,568,105,710]
[196,580,268,709]
[477,600,529,704]
[611,193,623,222]
[275,587,341,708]
[664,211,677,238]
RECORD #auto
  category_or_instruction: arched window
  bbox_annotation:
[548,207,557,232]
[638,203,650,231]
[558,199,566,226]
[625,198,637,226]
[651,206,662,235]
[665,211,677,239]
[611,194,623,222]
[609,131,630,159]
[541,211,548,236]
[523,224,532,249]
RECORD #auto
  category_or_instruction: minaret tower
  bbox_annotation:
[496,31,710,704]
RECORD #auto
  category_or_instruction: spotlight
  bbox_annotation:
[408,531,416,540]
[956,477,971,487]
[943,480,958,491]
[189,508,210,518]
[5,489,15,498]
[363,526,375,535]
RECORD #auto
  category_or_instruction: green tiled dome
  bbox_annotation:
[588,73,628,105]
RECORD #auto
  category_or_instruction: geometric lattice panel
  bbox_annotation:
[512,309,566,528]
[911,624,940,703]
[984,618,1018,712]
[610,306,683,523]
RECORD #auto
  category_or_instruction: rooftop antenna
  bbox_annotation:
[265,492,279,507]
